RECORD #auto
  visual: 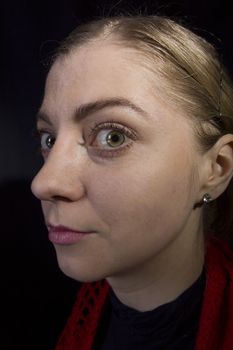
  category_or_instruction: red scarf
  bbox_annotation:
[55,237,233,350]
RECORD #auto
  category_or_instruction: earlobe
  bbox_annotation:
[203,134,233,200]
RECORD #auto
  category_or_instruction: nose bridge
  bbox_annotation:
[32,139,86,201]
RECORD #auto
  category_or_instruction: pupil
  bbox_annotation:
[107,131,124,147]
[46,136,54,148]
[111,134,119,143]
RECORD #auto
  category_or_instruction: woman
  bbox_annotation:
[31,15,233,349]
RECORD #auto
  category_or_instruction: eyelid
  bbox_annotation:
[34,126,54,136]
[88,121,138,140]
[36,128,54,139]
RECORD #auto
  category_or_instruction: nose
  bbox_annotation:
[31,145,86,202]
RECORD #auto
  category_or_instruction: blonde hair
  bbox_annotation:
[55,15,233,240]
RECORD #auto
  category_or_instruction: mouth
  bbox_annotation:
[47,224,95,245]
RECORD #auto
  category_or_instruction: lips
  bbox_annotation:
[47,224,95,245]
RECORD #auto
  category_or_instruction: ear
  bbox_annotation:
[201,134,233,200]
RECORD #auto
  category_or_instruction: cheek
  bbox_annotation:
[41,201,52,219]
[87,154,195,236]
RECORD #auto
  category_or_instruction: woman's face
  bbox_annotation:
[31,42,204,284]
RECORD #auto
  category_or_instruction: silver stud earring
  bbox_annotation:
[202,193,212,204]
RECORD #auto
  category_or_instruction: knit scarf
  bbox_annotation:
[55,237,233,350]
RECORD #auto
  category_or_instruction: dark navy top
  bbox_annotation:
[94,270,206,350]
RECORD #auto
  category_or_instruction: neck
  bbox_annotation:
[107,223,205,312]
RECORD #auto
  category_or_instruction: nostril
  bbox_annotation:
[52,195,73,202]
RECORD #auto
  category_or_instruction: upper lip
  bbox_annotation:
[47,224,94,234]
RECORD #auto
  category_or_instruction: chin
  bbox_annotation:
[56,254,108,283]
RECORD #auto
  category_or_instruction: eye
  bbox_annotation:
[88,121,138,158]
[40,132,56,151]
[95,129,126,148]
[89,121,137,148]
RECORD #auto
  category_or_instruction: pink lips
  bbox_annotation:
[47,225,94,245]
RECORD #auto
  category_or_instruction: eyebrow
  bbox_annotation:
[36,97,150,124]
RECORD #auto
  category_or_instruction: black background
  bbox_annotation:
[1,1,232,349]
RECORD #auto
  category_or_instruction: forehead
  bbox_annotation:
[43,42,167,112]
[49,42,151,84]
[41,41,193,136]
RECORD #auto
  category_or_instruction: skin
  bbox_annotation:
[31,41,232,311]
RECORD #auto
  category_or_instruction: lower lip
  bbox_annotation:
[48,230,94,245]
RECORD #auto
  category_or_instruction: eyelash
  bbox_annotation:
[33,121,137,159]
